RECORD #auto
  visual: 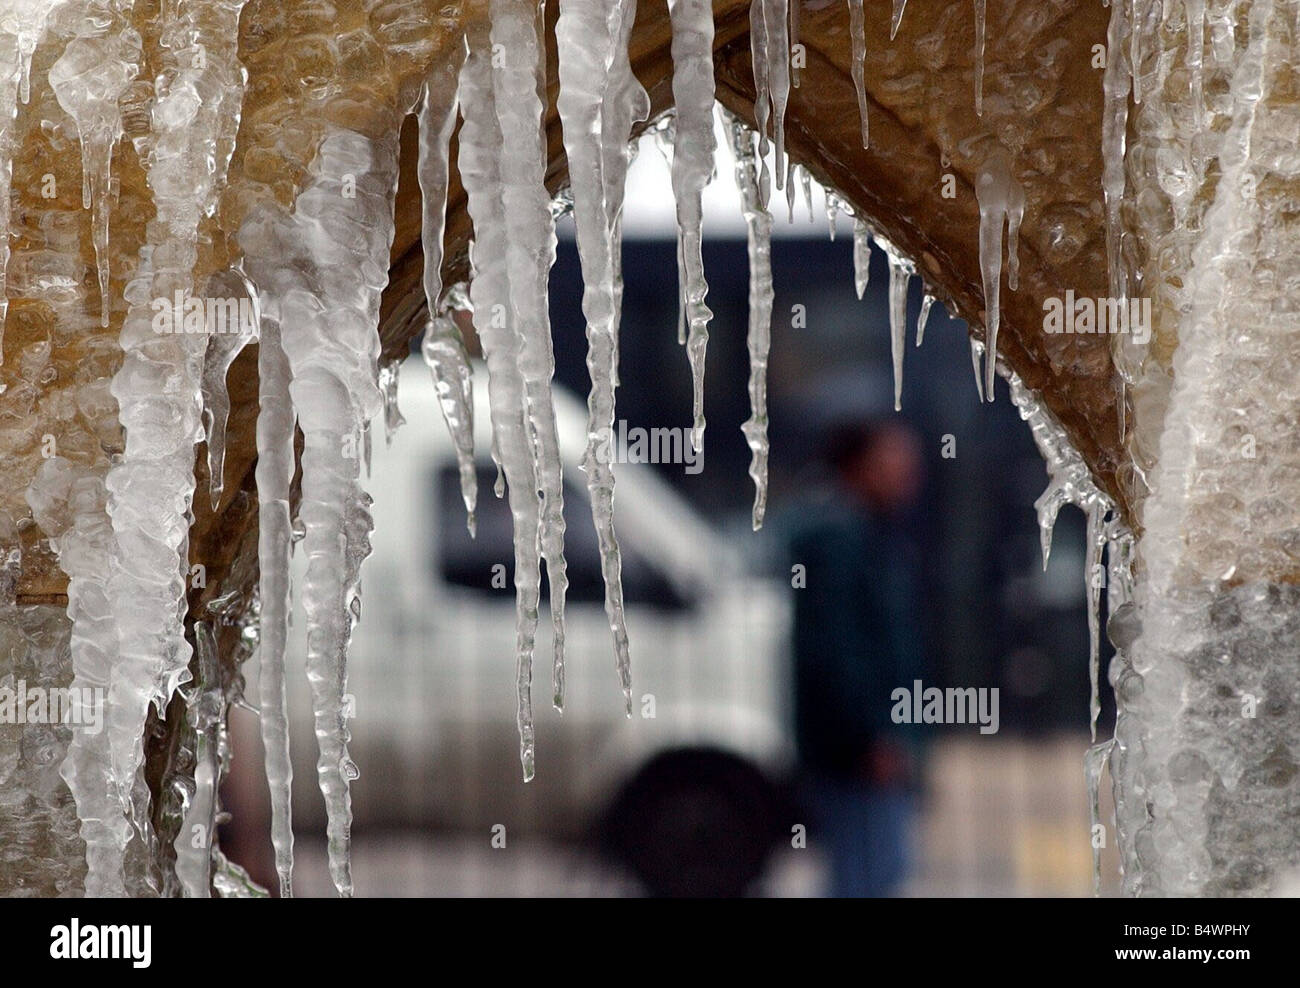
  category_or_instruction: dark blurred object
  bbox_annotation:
[787,416,927,896]
[599,747,786,897]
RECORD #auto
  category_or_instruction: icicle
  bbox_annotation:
[762,0,790,189]
[1185,0,1204,127]
[789,0,801,88]
[28,459,125,896]
[254,317,296,898]
[49,21,141,328]
[801,165,814,222]
[1102,0,1131,302]
[846,0,868,147]
[972,0,987,115]
[916,291,934,347]
[91,0,248,897]
[826,191,840,240]
[415,46,479,533]
[556,0,647,714]
[378,359,405,445]
[1129,0,1142,103]
[489,0,569,715]
[969,337,985,402]
[851,217,871,299]
[974,145,1024,401]
[1084,503,1109,743]
[459,30,543,778]
[200,267,258,508]
[668,0,717,453]
[749,0,772,200]
[415,48,479,527]
[890,0,909,39]
[724,114,774,530]
[1085,739,1114,896]
[174,621,221,897]
[785,159,797,223]
[876,236,914,411]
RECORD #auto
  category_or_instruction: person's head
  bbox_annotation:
[825,419,923,515]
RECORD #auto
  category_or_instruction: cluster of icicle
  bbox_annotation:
[16,0,1100,898]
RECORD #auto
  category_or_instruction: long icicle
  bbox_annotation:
[725,114,774,531]
[99,0,245,897]
[417,34,478,534]
[255,302,296,897]
[762,0,790,190]
[668,0,716,453]
[556,0,644,713]
[847,0,868,147]
[490,0,570,713]
[459,28,544,777]
[1102,0,1131,302]
[973,0,986,115]
[975,146,1024,401]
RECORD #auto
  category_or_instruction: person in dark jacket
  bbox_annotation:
[789,418,926,897]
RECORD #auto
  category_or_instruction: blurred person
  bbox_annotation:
[788,417,927,897]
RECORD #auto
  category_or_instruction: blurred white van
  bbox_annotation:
[286,356,793,894]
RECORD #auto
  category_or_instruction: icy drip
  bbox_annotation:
[254,318,295,898]
[974,145,1024,401]
[762,0,789,189]
[969,338,984,402]
[93,0,246,896]
[1006,371,1119,748]
[200,267,258,507]
[460,34,544,777]
[889,0,908,39]
[875,234,914,412]
[173,620,222,897]
[378,359,405,445]
[490,0,570,713]
[851,218,870,299]
[668,0,716,452]
[555,0,646,714]
[749,0,771,199]
[785,160,796,222]
[846,0,868,147]
[973,0,986,115]
[1084,739,1114,896]
[800,166,814,222]
[27,459,127,895]
[417,39,479,534]
[1101,0,1131,303]
[916,291,934,347]
[724,114,774,531]
[286,128,393,897]
[48,8,141,328]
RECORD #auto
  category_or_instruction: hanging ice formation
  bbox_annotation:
[668,0,717,453]
[974,145,1024,402]
[417,37,478,535]
[4,0,1178,899]
[723,112,774,531]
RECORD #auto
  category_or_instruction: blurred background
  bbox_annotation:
[220,115,1121,897]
